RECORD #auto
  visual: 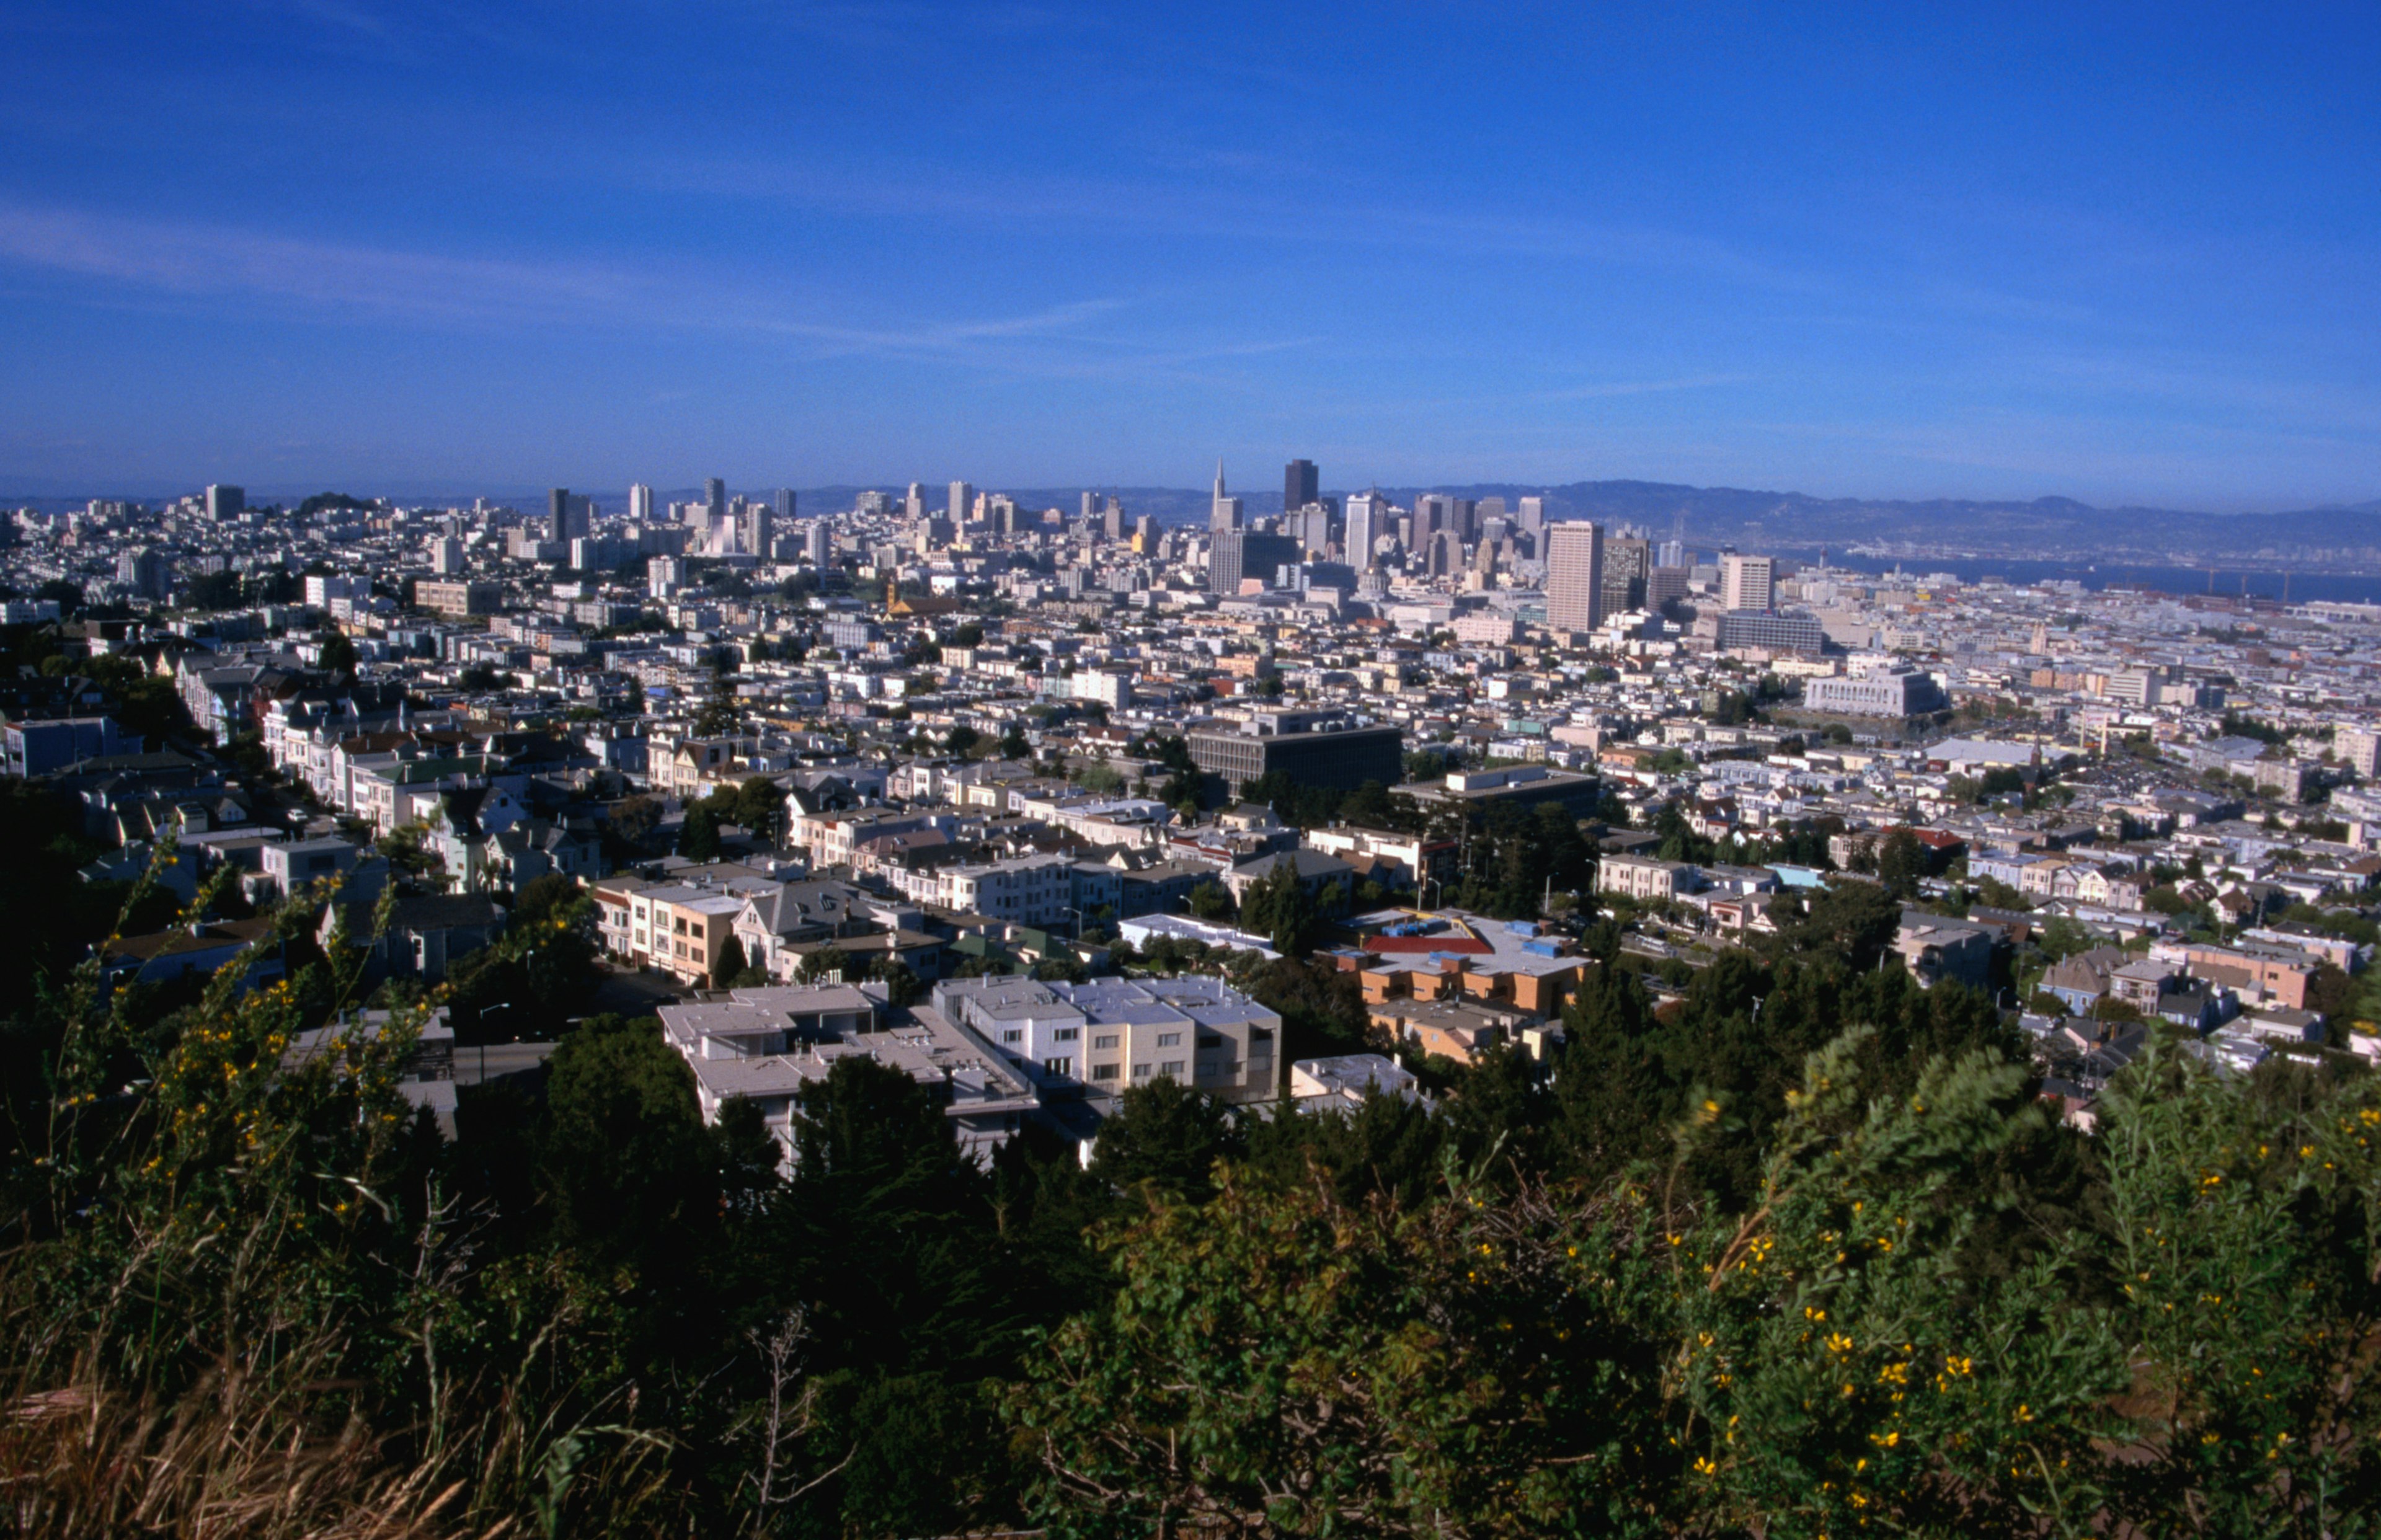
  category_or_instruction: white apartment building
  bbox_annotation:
[1596,852,1703,902]
[934,974,1282,1104]
[655,985,1038,1168]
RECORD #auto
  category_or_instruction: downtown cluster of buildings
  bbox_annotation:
[9,459,2381,1152]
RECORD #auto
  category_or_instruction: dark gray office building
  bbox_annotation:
[1284,458,1318,514]
[1715,609,1826,656]
[1187,716,1405,794]
[1210,529,1298,595]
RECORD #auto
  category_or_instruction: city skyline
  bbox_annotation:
[2,4,2376,510]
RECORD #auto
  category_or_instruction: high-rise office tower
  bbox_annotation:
[1080,490,1097,524]
[905,483,925,520]
[1545,521,1606,633]
[1352,490,1390,569]
[1515,496,1546,541]
[948,481,975,525]
[804,522,832,566]
[1300,503,1332,559]
[1721,553,1776,613]
[550,487,592,543]
[1603,536,1651,614]
[205,484,245,521]
[1449,497,1478,545]
[629,484,654,523]
[1414,493,1450,541]
[1211,528,1296,595]
[774,488,796,522]
[1284,458,1318,516]
[704,477,727,529]
[1210,462,1243,531]
[1102,495,1125,542]
[1657,538,1686,570]
[745,493,777,558]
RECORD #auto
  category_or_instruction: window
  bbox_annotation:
[1156,1032,1182,1048]
[1131,1063,1151,1078]
[1093,1033,1119,1050]
[1002,1030,1022,1044]
[1092,1063,1120,1081]
[1160,1060,1185,1077]
[1053,1027,1080,1042]
[1250,1027,1274,1043]
[1197,1033,1223,1049]
[1042,1056,1073,1078]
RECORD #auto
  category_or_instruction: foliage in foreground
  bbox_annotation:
[2,857,2379,1536]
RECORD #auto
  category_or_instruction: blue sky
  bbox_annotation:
[2,1,2375,508]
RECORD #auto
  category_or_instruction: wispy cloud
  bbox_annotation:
[0,202,634,322]
[1528,373,1755,404]
[0,200,1151,363]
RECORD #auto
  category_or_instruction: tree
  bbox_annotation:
[377,819,445,884]
[317,630,358,680]
[606,794,662,856]
[713,934,752,989]
[540,1014,721,1277]
[1087,1078,1243,1205]
[1186,880,1233,921]
[1770,877,1904,972]
[1876,826,1930,898]
[868,955,924,1007]
[1238,861,1320,956]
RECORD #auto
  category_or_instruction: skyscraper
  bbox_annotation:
[1080,490,1097,524]
[205,484,244,521]
[1211,529,1295,595]
[745,492,779,558]
[628,484,654,523]
[1284,458,1318,515]
[1721,554,1776,613]
[1515,496,1546,541]
[1603,536,1651,615]
[774,488,796,522]
[1300,503,1332,559]
[1344,490,1385,569]
[949,480,975,525]
[550,487,590,543]
[704,477,727,529]
[1102,495,1125,542]
[804,521,832,566]
[905,483,926,520]
[1545,521,1606,634]
[1210,462,1242,531]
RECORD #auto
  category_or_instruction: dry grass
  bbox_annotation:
[0,1365,502,1540]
